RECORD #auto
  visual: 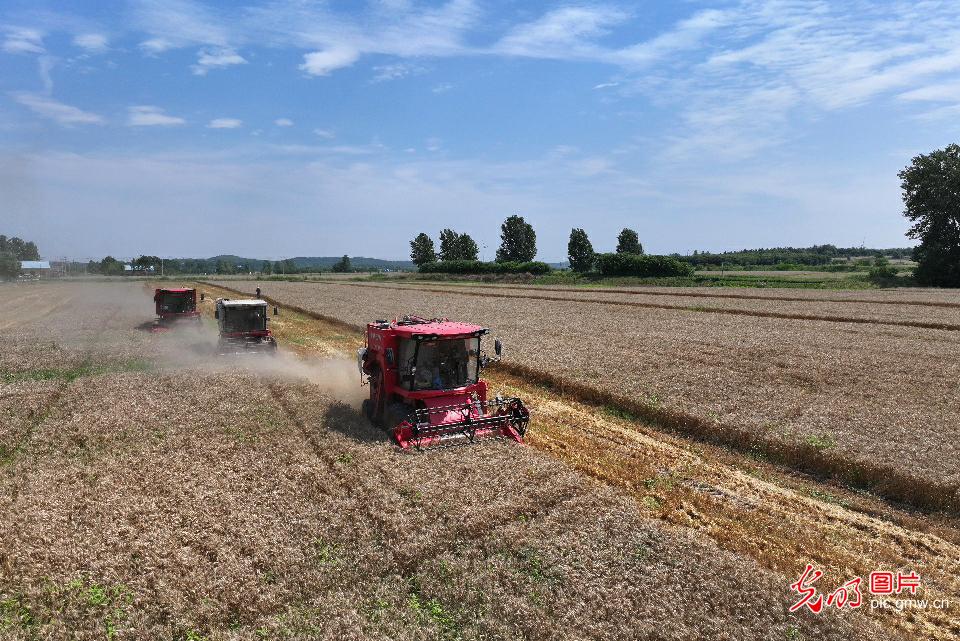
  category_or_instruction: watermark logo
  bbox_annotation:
[789,564,950,613]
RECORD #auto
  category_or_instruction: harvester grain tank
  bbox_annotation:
[152,287,201,331]
[358,315,529,449]
[214,298,278,354]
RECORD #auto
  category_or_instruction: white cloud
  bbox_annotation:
[207,118,242,129]
[38,56,55,94]
[496,6,628,59]
[371,62,424,82]
[274,118,294,126]
[426,137,442,152]
[431,83,453,93]
[139,38,173,54]
[313,128,335,139]
[132,0,230,51]
[572,156,613,176]
[127,0,479,75]
[615,8,730,66]
[192,47,247,75]
[899,82,960,103]
[74,33,109,53]
[10,92,103,125]
[611,1,960,161]
[127,105,185,126]
[2,27,44,54]
[300,47,360,76]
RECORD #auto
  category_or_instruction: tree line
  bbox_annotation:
[411,217,691,277]
[84,256,306,276]
[675,245,914,268]
[410,218,651,273]
[410,215,539,266]
[0,235,41,278]
[14,141,960,287]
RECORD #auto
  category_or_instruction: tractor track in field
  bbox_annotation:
[267,380,592,579]
[191,280,960,641]
[296,280,960,332]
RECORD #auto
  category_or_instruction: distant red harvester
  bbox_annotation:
[152,288,202,331]
[358,315,529,449]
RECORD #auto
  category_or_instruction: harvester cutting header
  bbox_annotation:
[358,315,529,449]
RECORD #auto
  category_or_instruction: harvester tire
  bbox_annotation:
[384,402,414,431]
[368,368,385,426]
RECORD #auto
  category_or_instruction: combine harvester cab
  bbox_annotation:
[152,288,202,332]
[214,298,278,355]
[358,315,529,449]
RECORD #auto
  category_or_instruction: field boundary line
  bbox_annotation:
[199,280,960,516]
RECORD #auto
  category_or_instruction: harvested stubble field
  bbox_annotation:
[0,281,890,640]
[197,280,960,641]
[311,280,960,328]
[210,279,960,514]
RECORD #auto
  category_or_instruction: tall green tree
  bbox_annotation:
[567,228,595,273]
[438,229,479,261]
[410,232,437,266]
[216,259,235,275]
[900,144,960,287]
[0,236,40,260]
[0,252,19,279]
[261,260,273,275]
[454,233,479,261]
[332,255,352,273]
[616,228,643,255]
[438,229,459,261]
[133,255,161,271]
[496,215,537,262]
[20,241,39,261]
[100,256,125,276]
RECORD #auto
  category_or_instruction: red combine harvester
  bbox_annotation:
[152,288,201,331]
[358,315,529,449]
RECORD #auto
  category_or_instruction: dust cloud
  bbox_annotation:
[18,280,367,409]
[142,287,367,408]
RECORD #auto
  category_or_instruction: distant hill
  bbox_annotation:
[288,256,414,271]
[206,255,414,271]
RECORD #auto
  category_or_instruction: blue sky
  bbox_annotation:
[2,0,959,261]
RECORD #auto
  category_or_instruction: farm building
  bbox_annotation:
[19,260,51,277]
[123,264,155,275]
